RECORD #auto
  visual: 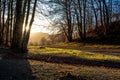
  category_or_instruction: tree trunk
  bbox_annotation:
[76,0,83,40]
[99,0,104,27]
[11,0,23,50]
[91,0,98,28]
[102,0,109,35]
[22,0,31,49]
[83,0,86,40]
[0,0,2,45]
[65,0,73,42]
[10,0,13,44]
[22,0,37,51]
[1,0,6,45]
[5,0,11,47]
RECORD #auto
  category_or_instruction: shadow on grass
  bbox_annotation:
[1,48,120,69]
[0,48,120,80]
[59,73,86,80]
[0,48,36,80]
[27,54,120,69]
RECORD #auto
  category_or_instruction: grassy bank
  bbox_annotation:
[28,46,120,61]
[48,42,120,50]
[27,46,120,68]
[26,44,120,80]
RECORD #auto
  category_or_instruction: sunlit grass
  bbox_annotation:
[28,46,120,79]
[52,42,120,50]
[28,46,120,61]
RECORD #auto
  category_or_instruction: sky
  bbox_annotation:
[30,0,51,34]
[31,18,50,33]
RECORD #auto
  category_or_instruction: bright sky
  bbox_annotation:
[31,25,46,33]
[30,1,52,34]
[31,17,50,33]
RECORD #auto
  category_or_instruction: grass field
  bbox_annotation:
[28,46,120,61]
[27,45,120,80]
[29,60,120,80]
[48,42,120,50]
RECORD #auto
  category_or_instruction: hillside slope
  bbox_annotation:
[29,32,49,45]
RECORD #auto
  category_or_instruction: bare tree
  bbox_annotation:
[11,0,23,50]
[0,0,2,45]
[22,0,37,51]
[5,0,11,47]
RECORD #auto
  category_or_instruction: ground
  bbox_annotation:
[0,45,120,80]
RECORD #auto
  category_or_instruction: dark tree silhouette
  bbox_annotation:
[0,0,38,52]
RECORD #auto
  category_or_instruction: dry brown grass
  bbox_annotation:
[29,60,120,80]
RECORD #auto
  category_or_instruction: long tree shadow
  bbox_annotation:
[0,48,36,80]
[59,73,86,80]
[27,53,120,68]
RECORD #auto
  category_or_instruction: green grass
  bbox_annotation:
[28,46,120,61]
[28,46,120,80]
[51,42,120,50]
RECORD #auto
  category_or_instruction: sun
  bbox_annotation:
[30,25,50,33]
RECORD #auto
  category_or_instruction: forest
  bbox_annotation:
[0,0,120,52]
[0,0,120,79]
[0,0,37,52]
[39,0,120,43]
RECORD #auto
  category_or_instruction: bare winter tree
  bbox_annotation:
[11,0,24,50]
[0,0,120,51]
[0,0,38,52]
